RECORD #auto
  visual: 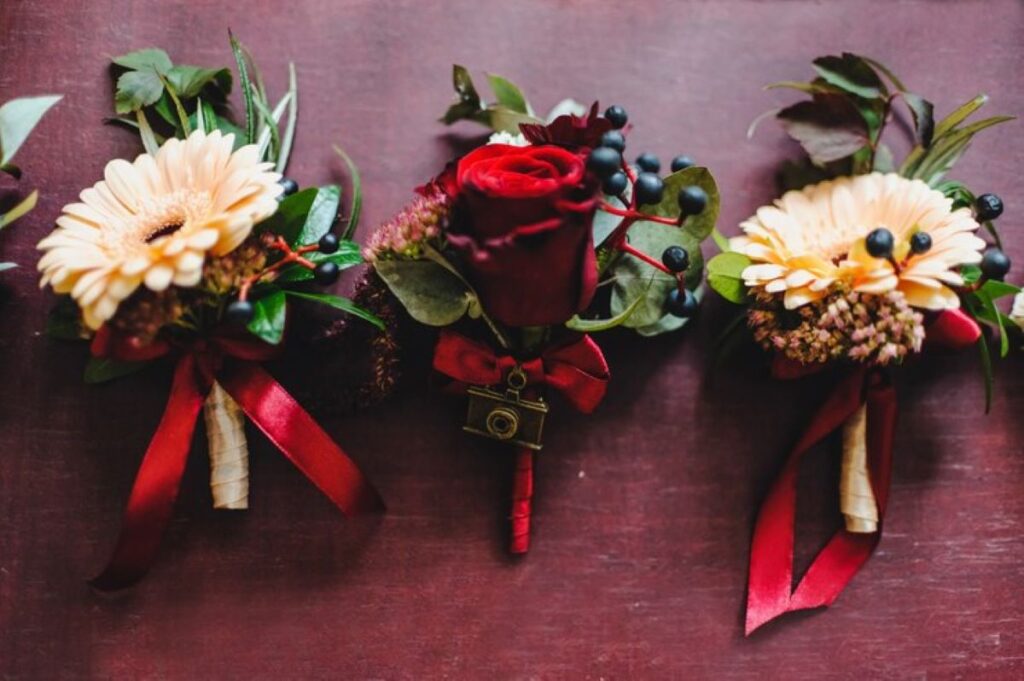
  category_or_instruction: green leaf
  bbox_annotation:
[229,32,257,144]
[487,105,539,135]
[246,289,287,344]
[0,190,38,229]
[640,166,721,244]
[765,80,842,95]
[777,94,870,165]
[275,242,363,284]
[706,252,751,304]
[934,94,988,139]
[901,92,934,147]
[487,73,529,114]
[285,291,384,331]
[566,279,650,332]
[114,70,165,114]
[84,357,149,384]
[711,227,731,253]
[960,264,982,285]
[374,258,476,326]
[258,187,317,244]
[858,56,908,91]
[0,95,61,166]
[441,64,486,125]
[165,64,231,99]
[908,115,1014,184]
[979,279,1020,301]
[112,48,172,73]
[811,53,886,100]
[776,157,834,192]
[293,185,340,246]
[135,110,161,155]
[976,333,993,413]
[333,145,362,240]
[276,63,298,174]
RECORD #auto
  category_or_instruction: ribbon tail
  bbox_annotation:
[745,368,870,634]
[221,363,384,515]
[509,448,534,554]
[91,356,205,591]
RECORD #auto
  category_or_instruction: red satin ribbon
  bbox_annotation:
[745,367,897,634]
[432,329,609,553]
[90,333,383,591]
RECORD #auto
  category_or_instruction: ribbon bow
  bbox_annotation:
[432,329,609,413]
[432,329,610,554]
[90,328,383,591]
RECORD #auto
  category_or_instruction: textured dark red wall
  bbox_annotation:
[2,0,1023,678]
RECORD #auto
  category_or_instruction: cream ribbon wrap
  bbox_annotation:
[839,403,877,533]
[204,381,249,509]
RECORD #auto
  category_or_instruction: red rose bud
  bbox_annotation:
[447,144,600,327]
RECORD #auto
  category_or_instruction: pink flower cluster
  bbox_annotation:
[363,191,450,262]
[749,289,925,367]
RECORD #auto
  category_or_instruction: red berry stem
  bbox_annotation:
[618,241,673,274]
[238,236,321,301]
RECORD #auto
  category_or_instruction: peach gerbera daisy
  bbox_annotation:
[38,129,282,329]
[732,173,985,310]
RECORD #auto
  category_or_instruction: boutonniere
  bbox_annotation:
[364,66,719,551]
[706,53,1017,633]
[38,35,383,589]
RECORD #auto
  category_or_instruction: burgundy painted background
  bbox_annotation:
[2,1,1023,678]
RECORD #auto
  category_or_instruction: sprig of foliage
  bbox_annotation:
[440,65,541,134]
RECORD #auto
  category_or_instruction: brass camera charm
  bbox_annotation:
[464,366,549,450]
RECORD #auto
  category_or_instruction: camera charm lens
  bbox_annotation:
[463,365,549,451]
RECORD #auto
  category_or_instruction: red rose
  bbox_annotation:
[445,143,599,327]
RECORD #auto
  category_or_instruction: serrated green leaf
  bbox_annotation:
[84,357,150,384]
[112,48,172,73]
[777,94,870,165]
[811,53,886,100]
[487,73,529,114]
[285,291,384,330]
[0,95,61,166]
[246,289,287,344]
[114,70,165,114]
[374,258,476,326]
[165,64,232,99]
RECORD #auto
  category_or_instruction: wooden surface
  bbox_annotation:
[2,1,1024,678]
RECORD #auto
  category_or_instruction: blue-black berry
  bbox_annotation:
[318,233,340,254]
[226,299,254,324]
[662,246,690,273]
[909,231,932,255]
[604,105,628,129]
[600,130,626,152]
[634,172,664,206]
[602,171,628,196]
[865,228,895,259]
[279,177,299,196]
[670,155,695,172]
[666,288,698,318]
[981,248,1011,280]
[586,146,622,178]
[976,193,1004,221]
[677,186,707,216]
[314,261,341,285]
[636,153,660,173]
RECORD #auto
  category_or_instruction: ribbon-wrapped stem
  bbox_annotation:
[204,381,249,510]
[840,403,878,533]
[509,448,533,553]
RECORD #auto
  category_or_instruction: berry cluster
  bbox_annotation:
[225,177,346,325]
[863,192,1010,282]
[586,106,708,319]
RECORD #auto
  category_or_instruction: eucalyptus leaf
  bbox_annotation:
[374,258,476,326]
[246,289,287,344]
[640,166,720,243]
[565,279,650,332]
[0,95,61,166]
